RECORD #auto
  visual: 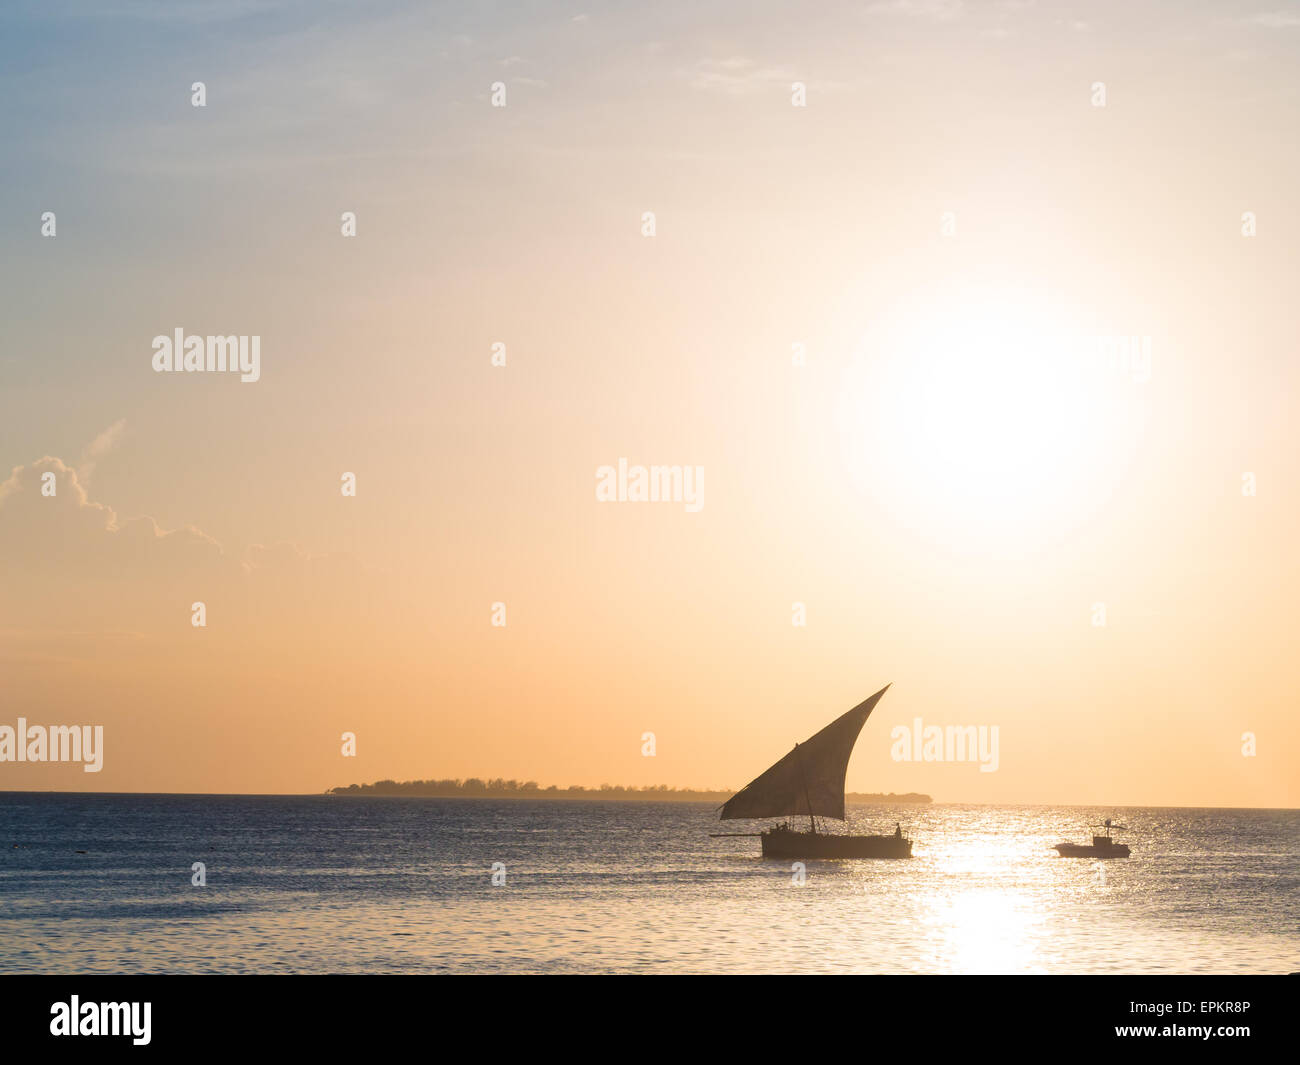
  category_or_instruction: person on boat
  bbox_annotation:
[894,822,902,839]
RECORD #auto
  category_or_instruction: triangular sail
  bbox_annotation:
[719,685,890,821]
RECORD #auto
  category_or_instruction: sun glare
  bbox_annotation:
[837,283,1145,551]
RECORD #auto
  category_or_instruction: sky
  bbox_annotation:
[1,0,1298,805]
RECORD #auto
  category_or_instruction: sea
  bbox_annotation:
[1,794,1295,974]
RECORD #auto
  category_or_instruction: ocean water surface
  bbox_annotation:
[1,794,1295,974]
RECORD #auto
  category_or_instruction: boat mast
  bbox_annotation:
[794,742,816,835]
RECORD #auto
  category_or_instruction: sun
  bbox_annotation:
[836,281,1143,551]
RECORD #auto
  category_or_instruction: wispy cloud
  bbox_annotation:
[688,56,794,97]
[1247,11,1300,27]
[863,0,966,20]
[77,418,126,483]
[29,0,303,24]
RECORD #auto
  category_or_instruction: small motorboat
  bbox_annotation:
[1054,818,1130,858]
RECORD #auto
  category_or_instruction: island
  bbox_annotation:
[326,778,931,803]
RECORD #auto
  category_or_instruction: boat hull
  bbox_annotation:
[1054,842,1130,858]
[761,829,912,859]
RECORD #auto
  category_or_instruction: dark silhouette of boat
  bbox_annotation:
[712,685,912,859]
[1054,818,1131,858]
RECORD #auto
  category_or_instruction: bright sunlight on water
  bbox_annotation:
[1,795,1295,974]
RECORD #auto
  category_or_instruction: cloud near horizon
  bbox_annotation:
[0,456,373,647]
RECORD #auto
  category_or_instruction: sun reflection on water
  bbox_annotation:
[3,797,1295,973]
[922,889,1044,974]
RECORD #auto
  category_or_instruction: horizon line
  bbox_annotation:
[1,789,1295,812]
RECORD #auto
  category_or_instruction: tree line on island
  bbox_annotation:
[327,778,931,803]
